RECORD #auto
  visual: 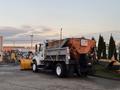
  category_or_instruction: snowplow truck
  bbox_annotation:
[32,38,96,77]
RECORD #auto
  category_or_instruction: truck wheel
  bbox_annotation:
[76,69,88,77]
[88,66,96,75]
[75,68,81,77]
[32,62,38,72]
[81,72,88,77]
[56,63,66,77]
[67,65,74,77]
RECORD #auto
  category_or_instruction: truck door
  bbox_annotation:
[38,44,44,60]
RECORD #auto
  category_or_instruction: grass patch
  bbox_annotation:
[94,64,120,79]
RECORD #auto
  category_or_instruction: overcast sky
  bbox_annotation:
[0,0,119,45]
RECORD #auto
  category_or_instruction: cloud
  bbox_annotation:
[2,25,119,46]
[0,25,60,45]
[0,26,26,37]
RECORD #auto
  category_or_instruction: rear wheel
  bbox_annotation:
[81,72,88,77]
[32,62,38,72]
[75,66,88,77]
[75,65,81,76]
[76,70,88,77]
[75,68,81,76]
[56,63,66,77]
[67,65,74,77]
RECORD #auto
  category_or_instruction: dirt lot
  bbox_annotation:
[0,64,120,90]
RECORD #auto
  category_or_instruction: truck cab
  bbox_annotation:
[32,43,45,70]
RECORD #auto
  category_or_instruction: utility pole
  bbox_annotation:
[13,40,15,47]
[30,34,34,49]
[60,28,62,40]
[59,28,62,48]
[119,43,120,61]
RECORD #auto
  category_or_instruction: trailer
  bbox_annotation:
[32,38,96,77]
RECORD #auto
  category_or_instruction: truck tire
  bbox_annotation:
[67,65,74,77]
[56,63,66,77]
[76,68,88,77]
[81,72,88,77]
[32,62,38,72]
[75,65,88,77]
[76,70,88,77]
[75,68,81,77]
[88,66,96,75]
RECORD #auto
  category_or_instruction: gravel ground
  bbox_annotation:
[0,64,119,90]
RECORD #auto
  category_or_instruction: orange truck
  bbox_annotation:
[32,38,96,77]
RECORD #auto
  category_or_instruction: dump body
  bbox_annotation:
[46,38,96,61]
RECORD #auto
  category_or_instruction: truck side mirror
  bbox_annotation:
[39,44,41,52]
[46,43,48,47]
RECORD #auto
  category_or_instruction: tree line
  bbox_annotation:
[97,34,118,60]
